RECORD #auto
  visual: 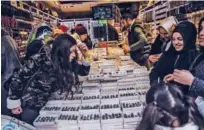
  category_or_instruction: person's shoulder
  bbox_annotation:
[27,53,48,66]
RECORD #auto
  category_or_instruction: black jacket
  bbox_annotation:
[106,24,119,41]
[150,35,172,55]
[84,35,93,49]
[150,21,198,87]
[5,53,90,110]
[128,21,149,66]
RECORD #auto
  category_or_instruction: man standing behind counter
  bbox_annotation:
[122,13,149,67]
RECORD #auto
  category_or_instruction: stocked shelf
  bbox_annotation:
[141,1,204,24]
[10,1,62,23]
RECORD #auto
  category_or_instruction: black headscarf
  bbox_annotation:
[150,21,198,89]
[171,21,198,69]
[172,20,197,52]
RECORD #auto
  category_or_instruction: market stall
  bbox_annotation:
[33,55,149,130]
[1,1,204,130]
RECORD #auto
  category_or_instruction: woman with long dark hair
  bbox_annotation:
[5,34,90,125]
[137,84,204,130]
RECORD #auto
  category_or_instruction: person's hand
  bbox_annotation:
[77,43,88,57]
[11,106,22,115]
[173,69,195,86]
[149,55,159,63]
[164,74,175,83]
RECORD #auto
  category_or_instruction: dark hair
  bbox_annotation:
[75,24,87,35]
[198,17,204,34]
[25,39,44,59]
[122,13,134,20]
[70,28,75,35]
[51,34,77,95]
[137,83,204,130]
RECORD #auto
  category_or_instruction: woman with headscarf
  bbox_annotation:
[149,21,198,93]
[167,17,204,117]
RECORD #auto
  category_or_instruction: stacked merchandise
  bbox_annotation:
[34,56,150,130]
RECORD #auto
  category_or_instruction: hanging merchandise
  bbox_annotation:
[19,0,23,9]
[61,22,75,33]
[1,16,16,28]
[51,10,58,17]
[58,25,69,33]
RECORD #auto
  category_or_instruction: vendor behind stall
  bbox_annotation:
[122,13,150,67]
[72,24,93,49]
[107,19,119,41]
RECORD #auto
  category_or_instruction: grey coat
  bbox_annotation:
[189,52,204,97]
[1,30,22,87]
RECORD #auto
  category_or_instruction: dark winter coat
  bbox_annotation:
[150,21,198,87]
[5,53,90,110]
[150,35,172,55]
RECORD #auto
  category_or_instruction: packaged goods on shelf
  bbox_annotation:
[34,114,58,130]
[40,105,62,115]
[121,100,145,111]
[79,112,101,130]
[61,104,81,114]
[82,95,100,104]
[80,103,100,113]
[35,55,151,130]
[119,91,139,101]
[82,86,100,95]
[123,111,142,124]
[118,86,136,92]
[100,86,118,95]
[111,70,127,77]
[88,73,104,80]
[56,113,79,130]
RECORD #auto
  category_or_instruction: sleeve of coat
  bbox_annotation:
[149,54,166,86]
[150,35,162,55]
[129,28,148,51]
[190,78,204,98]
[72,59,90,76]
[5,57,39,109]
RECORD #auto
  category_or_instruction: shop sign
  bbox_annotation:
[98,20,107,25]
